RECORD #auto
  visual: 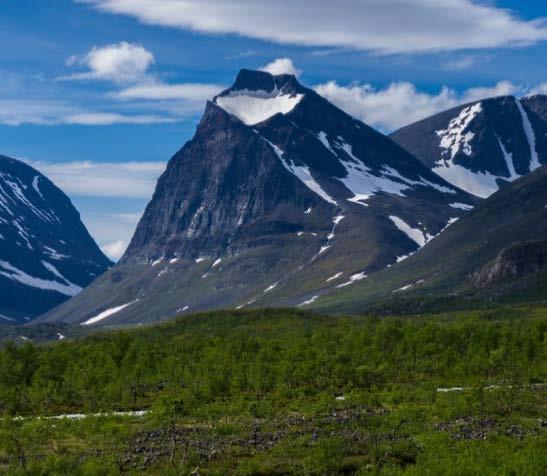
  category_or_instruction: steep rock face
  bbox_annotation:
[0,155,111,323]
[390,95,547,198]
[39,70,477,326]
[123,102,331,264]
[471,240,547,287]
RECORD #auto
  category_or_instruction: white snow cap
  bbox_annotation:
[215,87,304,126]
[214,70,304,126]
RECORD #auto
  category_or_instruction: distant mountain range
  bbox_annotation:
[38,69,477,326]
[391,95,547,198]
[0,155,112,323]
[8,73,545,327]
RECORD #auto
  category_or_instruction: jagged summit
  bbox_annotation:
[224,69,304,95]
[39,69,478,326]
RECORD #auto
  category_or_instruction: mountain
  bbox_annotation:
[38,69,477,326]
[313,164,547,314]
[0,154,112,323]
[390,95,547,198]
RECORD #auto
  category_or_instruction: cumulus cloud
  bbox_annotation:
[101,240,128,261]
[26,160,166,198]
[314,80,526,132]
[60,42,155,83]
[527,83,547,96]
[79,0,547,54]
[59,41,224,107]
[461,81,520,103]
[74,211,146,262]
[260,58,302,77]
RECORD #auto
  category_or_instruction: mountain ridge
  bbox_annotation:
[312,163,547,314]
[0,154,112,323]
[390,94,547,198]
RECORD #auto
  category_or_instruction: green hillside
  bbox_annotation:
[313,165,547,315]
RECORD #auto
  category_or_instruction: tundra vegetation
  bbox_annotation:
[0,307,545,474]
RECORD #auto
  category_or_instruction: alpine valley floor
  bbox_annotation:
[1,306,546,475]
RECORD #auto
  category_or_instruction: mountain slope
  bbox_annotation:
[0,155,112,323]
[390,95,547,198]
[39,69,477,326]
[313,164,547,314]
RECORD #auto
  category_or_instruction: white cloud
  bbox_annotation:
[58,42,224,110]
[79,211,145,262]
[60,42,154,83]
[26,160,166,198]
[260,58,301,77]
[114,81,224,100]
[461,81,520,103]
[526,83,547,96]
[63,112,176,125]
[80,0,547,54]
[101,240,128,261]
[314,81,457,131]
[314,80,527,132]
[0,99,178,126]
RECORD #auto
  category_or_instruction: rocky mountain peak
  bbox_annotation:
[228,68,303,95]
[40,69,478,326]
[391,94,547,198]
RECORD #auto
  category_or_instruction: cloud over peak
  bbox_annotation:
[260,58,302,77]
[314,80,525,132]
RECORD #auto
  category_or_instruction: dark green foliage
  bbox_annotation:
[0,307,546,474]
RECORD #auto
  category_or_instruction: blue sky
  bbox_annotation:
[1,0,546,259]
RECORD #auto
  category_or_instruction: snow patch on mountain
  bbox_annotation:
[0,172,56,223]
[264,282,278,293]
[43,246,68,260]
[450,202,474,211]
[215,87,304,126]
[496,136,520,179]
[81,300,137,326]
[432,162,499,198]
[317,132,337,156]
[516,99,541,171]
[389,215,434,247]
[326,272,343,282]
[0,260,82,296]
[336,272,367,288]
[436,103,482,159]
[314,133,457,206]
[327,214,345,240]
[298,295,319,306]
[32,176,44,200]
[263,137,338,205]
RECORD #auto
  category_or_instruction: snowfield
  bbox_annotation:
[215,87,304,125]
